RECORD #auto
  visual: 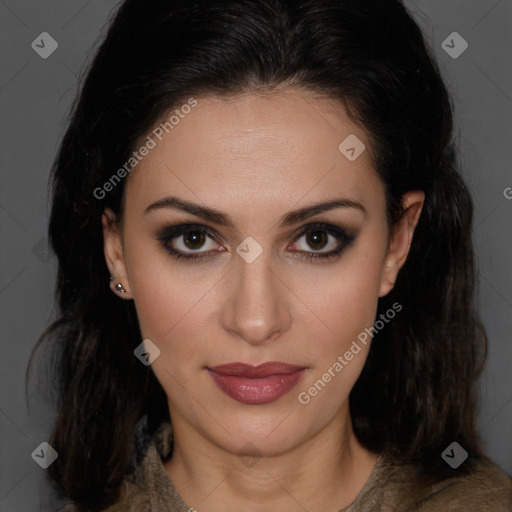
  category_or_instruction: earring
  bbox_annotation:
[115,282,126,294]
[110,277,127,295]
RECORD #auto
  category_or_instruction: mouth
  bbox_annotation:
[207,362,307,405]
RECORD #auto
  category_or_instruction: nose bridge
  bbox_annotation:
[221,244,289,345]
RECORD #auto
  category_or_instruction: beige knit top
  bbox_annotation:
[58,422,512,511]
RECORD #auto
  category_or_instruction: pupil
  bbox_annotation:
[308,231,327,250]
[184,231,204,249]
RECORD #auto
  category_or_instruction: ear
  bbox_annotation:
[378,191,425,298]
[102,208,133,299]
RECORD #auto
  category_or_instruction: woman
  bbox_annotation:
[29,0,512,510]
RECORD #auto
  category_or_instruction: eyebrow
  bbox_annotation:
[144,195,366,228]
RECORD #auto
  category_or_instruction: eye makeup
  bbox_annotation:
[155,222,358,263]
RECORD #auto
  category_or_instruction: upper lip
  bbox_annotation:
[208,362,306,378]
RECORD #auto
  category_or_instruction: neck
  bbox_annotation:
[163,406,378,512]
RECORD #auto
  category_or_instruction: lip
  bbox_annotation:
[207,362,307,405]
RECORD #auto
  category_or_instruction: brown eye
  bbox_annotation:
[291,223,358,262]
[157,224,222,261]
[294,227,338,254]
[183,230,207,250]
[305,230,329,251]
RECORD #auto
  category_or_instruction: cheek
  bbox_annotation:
[291,233,387,404]
[125,237,211,350]
[297,238,386,349]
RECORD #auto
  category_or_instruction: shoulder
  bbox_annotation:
[55,479,151,512]
[380,456,512,512]
[55,422,176,512]
[414,458,512,511]
[352,454,512,512]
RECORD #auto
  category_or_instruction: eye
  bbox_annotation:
[157,222,357,262]
[157,224,223,261]
[289,223,357,261]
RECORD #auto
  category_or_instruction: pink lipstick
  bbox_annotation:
[207,362,306,405]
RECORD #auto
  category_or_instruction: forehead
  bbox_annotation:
[123,88,384,219]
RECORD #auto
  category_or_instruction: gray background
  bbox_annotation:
[0,1,511,511]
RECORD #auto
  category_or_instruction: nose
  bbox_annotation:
[220,248,292,346]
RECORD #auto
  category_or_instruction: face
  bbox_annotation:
[102,88,423,458]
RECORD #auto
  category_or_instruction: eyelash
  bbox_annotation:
[157,222,357,263]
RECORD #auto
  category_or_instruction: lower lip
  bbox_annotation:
[207,369,306,405]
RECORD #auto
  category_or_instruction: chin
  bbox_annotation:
[207,410,310,457]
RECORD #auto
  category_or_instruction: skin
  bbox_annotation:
[102,88,424,512]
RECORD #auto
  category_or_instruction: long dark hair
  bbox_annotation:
[27,0,488,509]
